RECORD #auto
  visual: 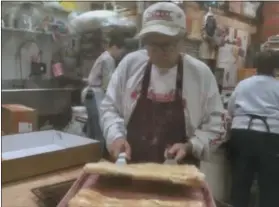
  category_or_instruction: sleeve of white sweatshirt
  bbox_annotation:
[189,70,226,161]
[99,57,128,148]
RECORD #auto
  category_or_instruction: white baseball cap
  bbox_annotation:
[137,2,186,38]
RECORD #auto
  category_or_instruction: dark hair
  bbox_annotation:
[108,35,125,48]
[124,38,139,51]
[254,50,278,75]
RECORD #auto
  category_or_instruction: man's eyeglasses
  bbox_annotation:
[144,40,179,51]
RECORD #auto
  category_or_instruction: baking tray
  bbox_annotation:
[31,179,75,207]
[2,130,100,183]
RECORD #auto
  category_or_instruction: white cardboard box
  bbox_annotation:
[200,149,231,203]
[2,130,101,183]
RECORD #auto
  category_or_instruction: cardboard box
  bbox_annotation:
[2,130,101,183]
[237,68,257,82]
[2,104,38,135]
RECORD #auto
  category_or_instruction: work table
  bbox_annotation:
[2,166,82,207]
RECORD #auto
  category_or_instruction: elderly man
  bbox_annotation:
[100,2,226,165]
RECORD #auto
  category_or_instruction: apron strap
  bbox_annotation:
[247,114,271,133]
[175,55,184,100]
[141,61,152,98]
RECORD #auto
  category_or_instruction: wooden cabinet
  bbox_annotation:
[237,68,257,82]
[261,2,279,41]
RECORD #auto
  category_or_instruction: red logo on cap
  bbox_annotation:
[146,10,173,22]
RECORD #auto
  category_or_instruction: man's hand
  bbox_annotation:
[108,137,131,161]
[165,142,192,163]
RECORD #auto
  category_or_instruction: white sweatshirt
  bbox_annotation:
[228,75,279,134]
[100,50,226,161]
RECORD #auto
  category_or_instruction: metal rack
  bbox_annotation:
[1,27,52,36]
[261,34,279,51]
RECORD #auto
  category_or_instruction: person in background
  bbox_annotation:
[87,36,126,90]
[100,2,226,165]
[82,35,125,147]
[117,38,139,65]
[227,50,279,207]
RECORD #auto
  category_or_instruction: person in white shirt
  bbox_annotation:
[227,50,279,207]
[82,36,126,145]
[87,36,126,90]
[100,2,226,165]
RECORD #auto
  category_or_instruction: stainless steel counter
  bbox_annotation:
[2,78,84,116]
[2,88,76,116]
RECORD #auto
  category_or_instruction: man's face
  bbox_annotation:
[143,33,182,68]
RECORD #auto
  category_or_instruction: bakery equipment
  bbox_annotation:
[261,34,279,51]
[58,161,216,207]
[32,179,75,207]
[2,130,101,183]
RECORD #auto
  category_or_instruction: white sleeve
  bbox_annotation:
[190,71,226,161]
[99,57,128,148]
[88,60,103,87]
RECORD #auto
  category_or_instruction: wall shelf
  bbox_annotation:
[1,1,69,82]
[2,27,52,36]
[3,1,70,14]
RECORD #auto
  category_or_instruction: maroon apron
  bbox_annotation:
[126,56,199,166]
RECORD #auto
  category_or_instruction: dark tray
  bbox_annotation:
[215,199,233,207]
[31,179,75,207]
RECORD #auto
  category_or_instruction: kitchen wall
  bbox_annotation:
[1,1,135,84]
[1,2,70,83]
[1,30,53,81]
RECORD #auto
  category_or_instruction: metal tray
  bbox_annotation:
[31,179,75,207]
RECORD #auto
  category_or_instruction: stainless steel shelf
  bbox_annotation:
[1,27,52,35]
[3,1,70,14]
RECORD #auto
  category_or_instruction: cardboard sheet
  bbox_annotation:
[2,130,101,183]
